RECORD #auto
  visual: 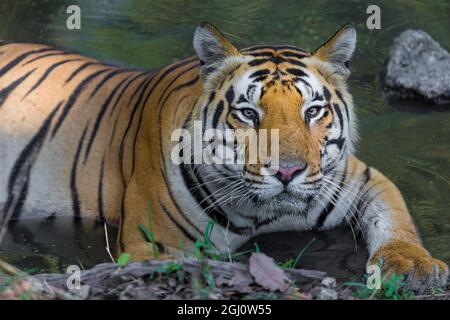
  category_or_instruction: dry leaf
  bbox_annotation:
[249,252,290,292]
[216,270,253,293]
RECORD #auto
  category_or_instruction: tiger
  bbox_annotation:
[0,22,447,292]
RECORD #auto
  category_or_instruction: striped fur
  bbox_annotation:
[0,23,447,292]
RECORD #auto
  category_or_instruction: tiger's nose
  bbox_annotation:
[275,164,306,183]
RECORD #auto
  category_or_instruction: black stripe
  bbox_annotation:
[158,163,204,238]
[335,89,350,123]
[22,51,75,66]
[243,45,307,52]
[0,69,36,107]
[116,67,168,248]
[180,163,250,235]
[139,63,199,178]
[314,165,347,230]
[1,101,63,223]
[230,112,251,124]
[248,59,270,67]
[156,70,201,156]
[249,69,270,79]
[118,74,155,184]
[356,181,383,219]
[325,138,345,150]
[296,78,313,91]
[273,45,306,51]
[97,156,106,222]
[51,68,110,137]
[225,85,235,105]
[248,51,275,57]
[148,58,198,155]
[312,94,324,102]
[286,68,307,77]
[202,92,215,134]
[109,72,148,118]
[237,94,248,104]
[65,62,101,83]
[354,166,373,213]
[157,64,200,106]
[0,47,54,78]
[71,125,89,218]
[279,51,308,59]
[212,100,224,128]
[24,59,81,98]
[159,201,197,242]
[171,75,199,93]
[106,74,149,158]
[252,75,268,83]
[118,58,199,244]
[88,68,126,100]
[242,45,276,52]
[333,103,345,139]
[84,73,134,163]
[323,86,331,100]
[269,56,285,64]
[363,166,371,181]
[283,58,307,68]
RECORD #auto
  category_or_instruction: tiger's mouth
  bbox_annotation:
[248,190,313,214]
[246,178,323,207]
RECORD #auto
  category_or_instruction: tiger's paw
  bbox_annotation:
[369,240,448,293]
[117,242,176,262]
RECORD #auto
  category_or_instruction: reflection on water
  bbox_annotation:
[0,0,449,274]
[1,217,116,273]
[2,217,367,280]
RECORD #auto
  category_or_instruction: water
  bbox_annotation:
[0,0,449,277]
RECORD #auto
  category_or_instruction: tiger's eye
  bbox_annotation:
[306,106,321,118]
[242,108,257,120]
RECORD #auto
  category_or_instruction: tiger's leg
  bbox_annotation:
[115,179,180,261]
[358,164,448,292]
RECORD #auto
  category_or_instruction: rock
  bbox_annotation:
[321,276,336,289]
[309,286,339,300]
[383,29,450,105]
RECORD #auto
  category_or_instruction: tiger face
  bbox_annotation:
[192,22,357,216]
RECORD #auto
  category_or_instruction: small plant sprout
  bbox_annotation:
[344,272,416,300]
[117,253,131,267]
[138,201,159,259]
[279,237,317,269]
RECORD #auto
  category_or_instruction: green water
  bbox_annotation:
[0,0,449,274]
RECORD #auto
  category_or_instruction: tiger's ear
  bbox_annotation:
[313,24,356,77]
[193,22,241,77]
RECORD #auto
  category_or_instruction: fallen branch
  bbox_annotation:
[2,257,331,300]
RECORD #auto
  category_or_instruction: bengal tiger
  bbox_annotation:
[0,22,447,292]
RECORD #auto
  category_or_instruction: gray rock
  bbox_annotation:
[321,276,336,289]
[309,286,339,300]
[383,29,450,105]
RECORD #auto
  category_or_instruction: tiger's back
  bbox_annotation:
[0,42,173,222]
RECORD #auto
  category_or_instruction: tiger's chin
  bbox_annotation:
[249,189,314,215]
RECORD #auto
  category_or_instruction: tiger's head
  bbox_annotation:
[190,22,357,216]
